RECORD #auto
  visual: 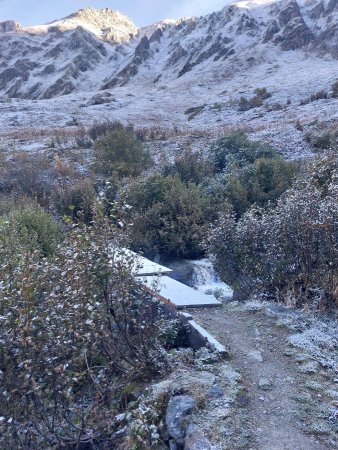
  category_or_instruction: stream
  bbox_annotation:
[162,258,233,300]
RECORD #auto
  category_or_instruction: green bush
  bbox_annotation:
[1,203,61,257]
[231,157,298,215]
[123,174,213,258]
[238,88,271,111]
[208,131,277,173]
[207,154,338,306]
[204,156,298,217]
[53,178,96,224]
[253,87,272,100]
[238,95,263,111]
[93,127,152,178]
[162,147,212,184]
[89,120,127,141]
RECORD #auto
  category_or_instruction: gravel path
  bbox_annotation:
[191,304,336,450]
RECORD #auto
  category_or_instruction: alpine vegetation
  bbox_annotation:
[0,0,338,449]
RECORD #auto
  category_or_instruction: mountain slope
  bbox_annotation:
[0,0,337,157]
[0,8,137,99]
[0,0,337,100]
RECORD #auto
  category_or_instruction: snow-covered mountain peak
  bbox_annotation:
[50,7,137,41]
[233,0,278,8]
[138,18,180,39]
[22,7,137,43]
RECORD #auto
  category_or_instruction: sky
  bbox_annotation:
[0,0,231,27]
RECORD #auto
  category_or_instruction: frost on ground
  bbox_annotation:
[191,302,338,449]
[286,318,338,371]
[243,300,338,371]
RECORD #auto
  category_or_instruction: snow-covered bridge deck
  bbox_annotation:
[117,249,222,308]
[123,249,173,276]
[113,249,173,276]
[138,275,222,309]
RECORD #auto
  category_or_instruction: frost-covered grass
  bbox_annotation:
[232,299,338,374]
[288,319,338,371]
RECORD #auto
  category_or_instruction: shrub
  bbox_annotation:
[94,127,152,178]
[300,90,328,105]
[238,95,262,111]
[238,88,271,111]
[162,147,212,184]
[309,151,338,193]
[0,215,170,448]
[206,157,298,217]
[253,87,272,100]
[89,120,127,141]
[207,154,338,306]
[208,131,277,173]
[266,102,284,111]
[306,129,338,151]
[0,151,54,205]
[1,203,62,257]
[123,174,213,258]
[53,178,96,224]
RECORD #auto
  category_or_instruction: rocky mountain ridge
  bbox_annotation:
[0,0,337,100]
[0,0,337,157]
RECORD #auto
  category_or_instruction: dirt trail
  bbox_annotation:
[192,305,334,450]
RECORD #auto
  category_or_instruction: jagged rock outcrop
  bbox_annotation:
[134,36,150,63]
[274,0,314,50]
[0,20,20,33]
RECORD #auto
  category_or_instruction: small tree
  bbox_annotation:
[123,174,213,258]
[93,127,152,179]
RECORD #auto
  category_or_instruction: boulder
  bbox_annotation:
[258,378,272,390]
[166,395,196,443]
